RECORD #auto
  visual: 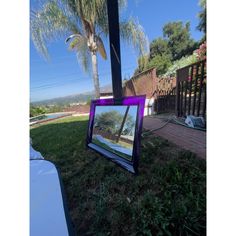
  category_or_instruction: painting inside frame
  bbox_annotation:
[87,96,145,174]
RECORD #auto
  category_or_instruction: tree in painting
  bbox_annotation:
[94,110,135,135]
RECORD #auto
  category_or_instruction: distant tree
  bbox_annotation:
[95,110,122,134]
[48,104,64,113]
[149,37,171,59]
[163,21,198,61]
[30,106,46,117]
[146,37,172,75]
[197,0,206,35]
[30,107,37,117]
[146,54,172,75]
[162,54,198,77]
[94,110,134,135]
[133,21,199,76]
[134,54,149,75]
[31,0,148,98]
[86,97,92,105]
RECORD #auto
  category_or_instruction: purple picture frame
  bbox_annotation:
[86,95,146,174]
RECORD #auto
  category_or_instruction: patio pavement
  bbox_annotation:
[143,116,206,159]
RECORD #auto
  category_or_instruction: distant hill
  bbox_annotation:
[31,92,94,106]
[31,84,113,106]
[100,84,112,93]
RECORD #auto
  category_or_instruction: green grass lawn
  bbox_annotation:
[30,116,206,236]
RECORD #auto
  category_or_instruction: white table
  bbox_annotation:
[30,160,74,236]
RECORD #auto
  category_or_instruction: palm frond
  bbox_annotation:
[64,32,90,71]
[66,34,86,51]
[30,0,80,59]
[68,38,80,50]
[78,0,106,23]
[96,35,107,59]
[74,38,91,72]
[82,18,94,37]
[73,0,107,37]
[119,17,149,56]
[31,20,49,59]
[65,33,83,43]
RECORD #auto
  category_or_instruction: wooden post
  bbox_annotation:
[175,71,180,117]
[184,80,188,116]
[180,81,184,116]
[188,66,194,115]
[106,0,122,98]
[197,61,205,116]
[192,64,200,115]
[116,106,130,143]
[203,83,206,118]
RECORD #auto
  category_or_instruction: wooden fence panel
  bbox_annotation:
[188,66,193,115]
[197,61,205,116]
[192,64,200,115]
[176,60,206,117]
[184,80,188,115]
[154,76,177,113]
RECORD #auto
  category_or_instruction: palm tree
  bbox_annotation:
[197,0,206,34]
[31,0,148,98]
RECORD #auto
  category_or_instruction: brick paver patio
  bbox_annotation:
[143,116,206,159]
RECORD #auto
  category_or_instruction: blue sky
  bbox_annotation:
[30,0,203,102]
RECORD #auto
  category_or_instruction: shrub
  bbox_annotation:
[163,54,198,77]
[194,41,206,61]
[146,54,172,76]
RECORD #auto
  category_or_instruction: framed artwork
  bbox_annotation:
[86,95,146,174]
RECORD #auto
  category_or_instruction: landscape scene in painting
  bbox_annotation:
[92,105,138,161]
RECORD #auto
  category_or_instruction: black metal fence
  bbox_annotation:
[155,88,176,113]
[176,60,206,118]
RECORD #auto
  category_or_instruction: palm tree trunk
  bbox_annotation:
[91,51,100,98]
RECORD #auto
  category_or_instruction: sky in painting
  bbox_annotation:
[30,0,204,102]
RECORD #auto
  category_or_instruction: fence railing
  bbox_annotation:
[176,60,206,117]
[154,76,176,113]
[154,87,176,113]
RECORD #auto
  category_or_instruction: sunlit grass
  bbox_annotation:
[30,116,206,235]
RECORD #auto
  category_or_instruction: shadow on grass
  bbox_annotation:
[30,117,206,236]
